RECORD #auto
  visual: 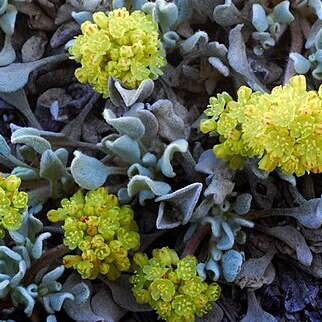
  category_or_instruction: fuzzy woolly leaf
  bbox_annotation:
[40,150,65,180]
[271,1,294,24]
[289,53,311,74]
[31,232,51,259]
[234,193,252,215]
[109,77,154,107]
[91,288,127,321]
[103,109,145,139]
[213,0,247,27]
[180,31,209,55]
[222,249,243,282]
[13,286,36,317]
[155,183,203,229]
[0,4,17,35]
[142,0,178,33]
[0,34,15,66]
[71,151,109,190]
[104,135,141,164]
[252,4,268,32]
[11,129,51,154]
[127,175,171,204]
[208,57,230,76]
[157,139,188,177]
[71,11,93,25]
[0,54,67,93]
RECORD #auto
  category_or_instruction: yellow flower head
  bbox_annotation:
[69,8,167,98]
[201,75,322,176]
[0,174,28,238]
[130,247,221,321]
[47,188,140,280]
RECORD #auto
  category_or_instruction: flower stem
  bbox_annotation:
[182,225,210,257]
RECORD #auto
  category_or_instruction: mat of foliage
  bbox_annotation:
[0,0,322,321]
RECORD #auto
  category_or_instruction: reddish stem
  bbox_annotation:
[283,16,303,84]
[182,225,210,257]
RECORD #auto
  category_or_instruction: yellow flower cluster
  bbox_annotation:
[130,247,221,322]
[69,8,166,97]
[200,75,322,176]
[47,188,140,280]
[0,174,28,238]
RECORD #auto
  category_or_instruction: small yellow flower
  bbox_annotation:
[69,8,166,98]
[201,75,322,176]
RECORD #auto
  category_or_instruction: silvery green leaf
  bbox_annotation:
[299,0,322,20]
[0,133,11,155]
[276,168,296,186]
[127,104,159,145]
[271,1,294,24]
[127,175,171,199]
[0,0,7,15]
[109,78,154,107]
[157,139,188,177]
[208,57,230,76]
[204,176,235,205]
[0,246,22,261]
[155,183,202,229]
[234,193,252,215]
[213,0,248,27]
[222,249,243,282]
[235,249,275,289]
[142,0,178,33]
[12,245,30,268]
[31,232,51,259]
[63,274,102,322]
[103,109,145,140]
[13,286,36,317]
[43,292,74,314]
[40,150,65,182]
[100,275,152,311]
[264,197,322,229]
[127,164,153,178]
[228,24,267,92]
[163,31,180,50]
[179,31,209,55]
[91,288,127,321]
[312,64,322,79]
[41,266,65,286]
[247,158,269,179]
[138,190,156,205]
[148,99,185,141]
[142,153,157,167]
[265,225,312,266]
[197,262,207,280]
[202,217,221,237]
[71,11,93,24]
[104,135,141,164]
[71,151,109,190]
[0,34,15,66]
[241,290,277,322]
[252,4,268,32]
[10,260,27,288]
[47,315,57,322]
[112,0,125,8]
[315,49,322,62]
[0,4,17,35]
[289,53,311,74]
[0,280,10,297]
[0,53,67,93]
[11,166,37,180]
[205,258,220,281]
[174,0,193,23]
[217,222,234,250]
[117,187,132,204]
[305,19,322,49]
[206,41,228,59]
[210,247,223,261]
[0,89,41,129]
[54,148,69,167]
[11,129,51,154]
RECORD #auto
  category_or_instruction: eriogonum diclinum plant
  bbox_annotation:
[0,173,28,238]
[200,75,322,176]
[130,247,221,322]
[69,8,167,97]
[47,187,140,281]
